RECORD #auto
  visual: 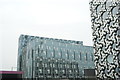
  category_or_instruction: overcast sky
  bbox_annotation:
[0,0,93,71]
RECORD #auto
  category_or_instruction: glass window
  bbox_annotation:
[65,64,67,68]
[60,64,62,68]
[55,70,58,73]
[32,49,34,58]
[72,54,74,59]
[53,64,55,67]
[51,52,53,57]
[42,63,44,67]
[107,54,113,63]
[69,70,71,73]
[37,63,39,67]
[28,50,30,59]
[66,53,68,59]
[39,69,42,73]
[38,47,39,54]
[112,6,119,15]
[50,63,52,67]
[58,64,62,68]
[82,70,84,74]
[74,65,76,68]
[46,49,48,57]
[76,70,77,73]
[74,51,75,60]
[67,64,69,68]
[53,49,55,58]
[62,70,65,73]
[47,69,50,74]
[80,52,82,60]
[41,45,43,49]
[91,53,94,61]
[41,50,43,53]
[40,58,42,61]
[60,49,62,58]
[86,53,87,61]
[43,51,46,55]
[58,52,61,57]
[67,50,69,59]
[62,50,67,59]
[45,64,47,67]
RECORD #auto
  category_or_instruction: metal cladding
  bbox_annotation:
[17,35,95,78]
[90,0,120,79]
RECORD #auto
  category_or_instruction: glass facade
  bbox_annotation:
[17,35,95,78]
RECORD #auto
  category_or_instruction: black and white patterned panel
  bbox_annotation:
[90,0,120,79]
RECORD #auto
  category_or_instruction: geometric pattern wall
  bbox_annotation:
[90,0,120,79]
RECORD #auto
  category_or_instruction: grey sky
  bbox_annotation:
[0,0,93,71]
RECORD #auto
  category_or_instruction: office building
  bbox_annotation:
[90,0,120,79]
[17,35,95,79]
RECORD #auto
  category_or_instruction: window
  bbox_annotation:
[53,49,55,58]
[82,70,84,74]
[74,65,76,68]
[74,51,75,60]
[60,49,62,58]
[47,69,50,74]
[32,49,34,58]
[58,52,61,58]
[55,70,58,74]
[71,63,73,67]
[80,52,82,60]
[43,51,46,56]
[41,45,43,49]
[45,64,47,67]
[107,54,113,63]
[44,40,46,44]
[60,64,62,68]
[50,63,52,67]
[28,50,30,59]
[37,63,39,67]
[69,70,72,73]
[67,50,69,59]
[67,64,69,68]
[42,63,44,67]
[38,47,39,54]
[46,49,48,57]
[39,69,42,73]
[72,54,74,59]
[65,64,67,68]
[58,64,62,68]
[19,56,22,71]
[40,58,42,61]
[76,70,78,73]
[41,50,44,53]
[51,52,54,58]
[91,53,94,61]
[62,70,65,73]
[86,53,87,61]
[53,64,55,67]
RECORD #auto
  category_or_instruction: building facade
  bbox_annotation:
[17,35,95,79]
[90,0,120,79]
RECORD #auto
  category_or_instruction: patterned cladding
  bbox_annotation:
[90,0,120,79]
